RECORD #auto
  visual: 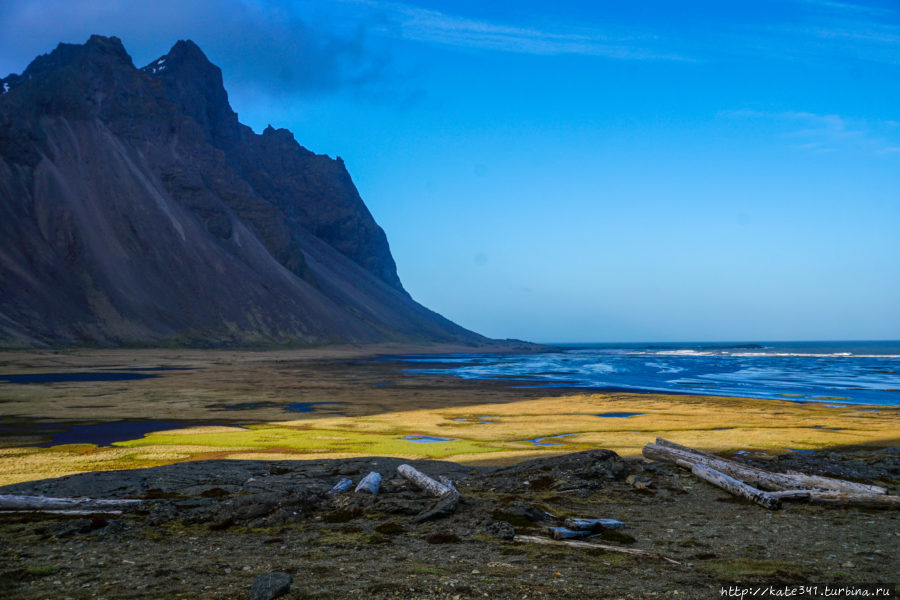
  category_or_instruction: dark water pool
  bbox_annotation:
[401,435,456,443]
[0,372,157,384]
[591,412,645,418]
[285,402,344,413]
[29,420,189,447]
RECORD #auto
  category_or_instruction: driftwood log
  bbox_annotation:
[653,438,886,495]
[807,492,900,509]
[548,526,593,540]
[437,475,458,494]
[564,518,626,531]
[644,442,887,495]
[513,535,680,565]
[0,495,143,514]
[327,478,354,495]
[768,490,814,500]
[690,464,781,509]
[397,464,453,497]
[354,472,382,495]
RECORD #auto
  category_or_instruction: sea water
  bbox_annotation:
[393,341,900,406]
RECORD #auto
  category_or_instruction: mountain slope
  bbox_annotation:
[0,35,485,348]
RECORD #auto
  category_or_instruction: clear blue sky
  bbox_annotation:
[2,0,898,343]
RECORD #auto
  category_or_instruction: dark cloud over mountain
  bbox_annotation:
[0,0,390,97]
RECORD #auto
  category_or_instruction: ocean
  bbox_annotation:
[395,341,900,406]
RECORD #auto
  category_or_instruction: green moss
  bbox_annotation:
[25,565,58,577]
[113,425,508,458]
[702,558,809,582]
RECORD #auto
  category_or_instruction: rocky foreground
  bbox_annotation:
[1,448,898,599]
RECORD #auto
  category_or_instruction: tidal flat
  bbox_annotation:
[0,348,897,486]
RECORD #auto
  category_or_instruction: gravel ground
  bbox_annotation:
[1,448,897,599]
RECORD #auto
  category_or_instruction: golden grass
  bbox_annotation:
[1,349,897,486]
[0,392,896,486]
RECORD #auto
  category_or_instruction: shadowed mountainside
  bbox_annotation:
[0,35,487,348]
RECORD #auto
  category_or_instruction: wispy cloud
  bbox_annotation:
[722,109,900,155]
[793,0,897,18]
[758,0,900,64]
[343,0,692,61]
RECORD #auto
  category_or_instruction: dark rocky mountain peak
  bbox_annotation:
[0,36,485,348]
[142,39,239,147]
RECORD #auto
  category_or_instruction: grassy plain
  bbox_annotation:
[0,348,897,485]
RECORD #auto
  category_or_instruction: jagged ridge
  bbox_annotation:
[0,35,485,347]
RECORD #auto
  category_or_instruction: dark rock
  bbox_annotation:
[250,572,292,600]
[484,520,516,540]
[626,475,653,489]
[414,491,460,522]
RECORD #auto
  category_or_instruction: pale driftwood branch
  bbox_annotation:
[644,443,799,491]
[690,464,781,509]
[808,492,900,509]
[1,509,124,516]
[397,464,452,497]
[644,443,879,495]
[564,517,626,531]
[437,475,458,494]
[0,495,142,512]
[513,535,681,565]
[783,471,886,496]
[652,439,886,495]
[328,477,353,495]
[354,472,381,495]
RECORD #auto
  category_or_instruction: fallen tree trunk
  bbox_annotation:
[808,492,900,509]
[397,464,452,497]
[513,535,680,565]
[644,443,799,491]
[0,495,142,512]
[653,439,886,495]
[354,472,381,495]
[644,443,886,495]
[690,464,781,509]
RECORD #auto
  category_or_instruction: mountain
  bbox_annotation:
[0,35,486,348]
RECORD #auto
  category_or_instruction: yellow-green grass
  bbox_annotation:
[1,392,897,486]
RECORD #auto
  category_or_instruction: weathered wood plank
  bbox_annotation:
[513,535,681,565]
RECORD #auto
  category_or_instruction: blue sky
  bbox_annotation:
[1,0,898,342]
